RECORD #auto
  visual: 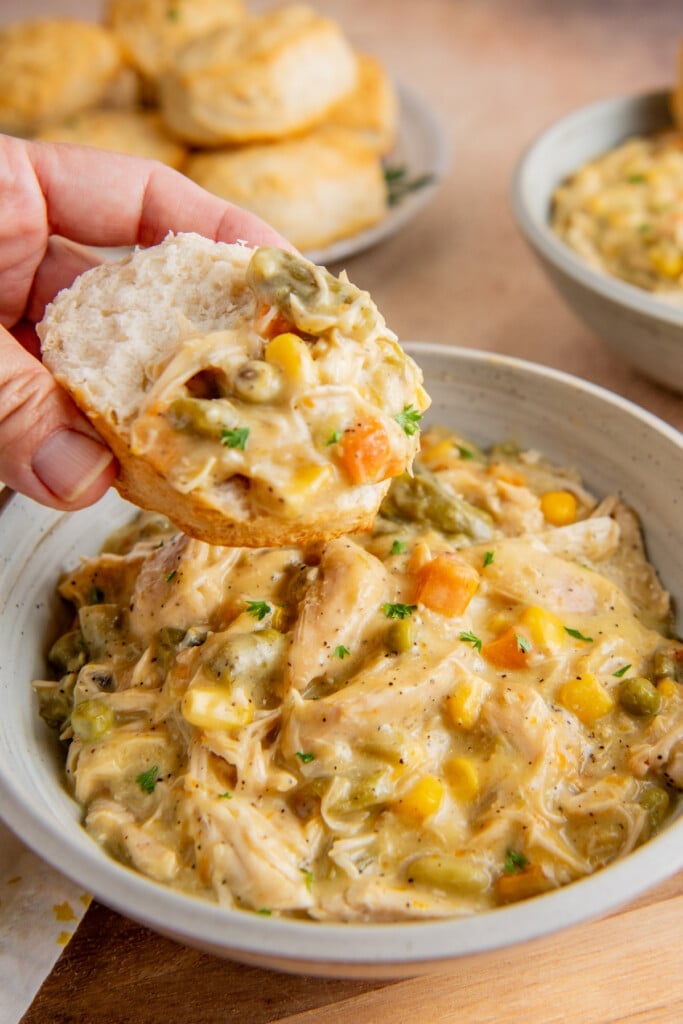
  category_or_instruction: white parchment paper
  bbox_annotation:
[0,821,89,1024]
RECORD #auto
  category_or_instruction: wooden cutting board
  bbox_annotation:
[23,869,683,1023]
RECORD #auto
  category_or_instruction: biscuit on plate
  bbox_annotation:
[106,0,246,82]
[36,109,187,170]
[38,233,429,548]
[325,54,399,156]
[159,3,358,146]
[185,127,387,252]
[0,19,124,136]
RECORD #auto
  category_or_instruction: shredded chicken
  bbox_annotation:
[33,426,682,921]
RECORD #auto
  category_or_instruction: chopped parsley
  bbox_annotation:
[457,444,475,460]
[382,602,417,619]
[326,429,342,446]
[628,173,647,184]
[247,600,271,620]
[515,633,532,653]
[217,791,233,799]
[394,405,423,436]
[391,539,406,555]
[613,663,632,678]
[257,908,272,916]
[335,645,350,659]
[384,165,436,207]
[221,426,249,450]
[136,765,159,795]
[483,551,495,567]
[296,751,315,764]
[87,585,105,605]
[564,626,593,643]
[165,570,177,583]
[504,848,529,874]
[300,867,314,891]
[459,630,483,652]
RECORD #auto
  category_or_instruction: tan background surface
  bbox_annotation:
[3,0,683,1021]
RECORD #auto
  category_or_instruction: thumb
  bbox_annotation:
[0,324,117,509]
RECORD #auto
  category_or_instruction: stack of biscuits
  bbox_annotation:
[0,1,399,253]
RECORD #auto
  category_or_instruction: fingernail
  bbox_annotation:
[32,430,114,502]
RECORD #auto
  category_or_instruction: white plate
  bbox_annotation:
[307,81,451,266]
[94,81,450,267]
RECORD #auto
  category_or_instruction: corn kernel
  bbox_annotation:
[395,774,444,824]
[649,244,683,279]
[181,686,253,730]
[265,332,313,384]
[657,678,678,699]
[540,490,578,526]
[444,756,480,802]
[446,676,490,730]
[282,464,335,514]
[407,540,432,575]
[420,439,458,469]
[557,673,614,725]
[519,605,566,652]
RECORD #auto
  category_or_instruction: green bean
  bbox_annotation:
[618,676,661,716]
[71,698,114,741]
[48,630,86,674]
[407,854,488,894]
[246,247,377,336]
[381,466,493,542]
[35,673,77,730]
[652,647,683,683]
[77,605,121,660]
[167,397,227,440]
[203,629,286,706]
[327,771,392,814]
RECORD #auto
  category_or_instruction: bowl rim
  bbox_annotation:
[2,342,683,972]
[510,87,683,327]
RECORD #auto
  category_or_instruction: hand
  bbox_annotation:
[0,134,291,510]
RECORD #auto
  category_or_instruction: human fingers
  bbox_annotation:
[0,324,116,509]
[26,138,294,251]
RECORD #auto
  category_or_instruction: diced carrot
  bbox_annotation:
[337,420,400,484]
[494,864,553,904]
[481,626,532,670]
[258,305,294,339]
[415,553,480,617]
[488,463,527,487]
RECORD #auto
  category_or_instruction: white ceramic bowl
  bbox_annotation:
[1,344,682,979]
[511,90,683,393]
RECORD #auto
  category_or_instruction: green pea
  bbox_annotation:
[386,618,416,654]
[232,360,281,403]
[638,785,670,835]
[618,676,661,716]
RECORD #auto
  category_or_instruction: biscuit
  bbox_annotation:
[0,19,124,136]
[106,0,246,82]
[38,234,429,548]
[325,54,399,155]
[159,4,358,146]
[185,127,387,251]
[36,109,187,169]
